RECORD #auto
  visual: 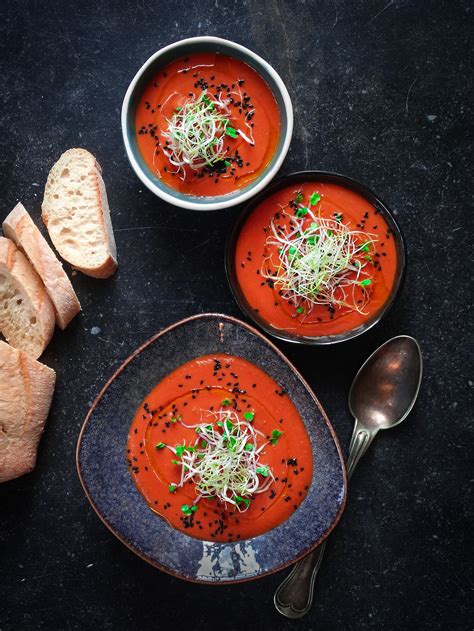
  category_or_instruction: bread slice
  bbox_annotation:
[41,148,118,279]
[3,202,81,329]
[0,341,56,483]
[0,237,55,359]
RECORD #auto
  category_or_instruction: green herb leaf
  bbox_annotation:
[155,442,166,450]
[201,440,207,448]
[225,126,238,138]
[256,466,269,477]
[296,206,309,218]
[244,443,255,451]
[361,242,370,252]
[270,429,283,445]
[295,191,304,203]
[171,459,180,465]
[202,94,214,110]
[296,306,304,314]
[224,160,231,167]
[310,192,321,205]
[243,411,255,422]
[181,504,197,515]
[359,279,372,286]
[168,483,177,493]
[221,398,232,407]
[175,445,186,457]
[234,495,251,508]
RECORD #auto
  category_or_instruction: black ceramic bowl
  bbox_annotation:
[226,171,406,345]
[76,314,346,584]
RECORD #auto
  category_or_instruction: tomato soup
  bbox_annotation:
[135,52,280,196]
[235,182,398,337]
[127,354,312,542]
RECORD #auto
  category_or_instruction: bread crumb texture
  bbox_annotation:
[0,238,55,359]
[42,148,117,276]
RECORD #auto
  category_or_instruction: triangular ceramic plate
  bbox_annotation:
[77,313,347,584]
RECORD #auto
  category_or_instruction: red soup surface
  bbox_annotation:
[127,354,312,542]
[235,182,398,337]
[135,52,280,197]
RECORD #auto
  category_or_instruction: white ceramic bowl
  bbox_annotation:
[121,36,293,211]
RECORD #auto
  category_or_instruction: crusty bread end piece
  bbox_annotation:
[3,202,81,329]
[41,148,117,279]
[0,341,56,483]
[0,237,55,359]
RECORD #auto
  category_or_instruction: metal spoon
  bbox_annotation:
[274,335,423,619]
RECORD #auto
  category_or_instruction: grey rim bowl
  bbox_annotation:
[225,171,407,346]
[121,36,293,211]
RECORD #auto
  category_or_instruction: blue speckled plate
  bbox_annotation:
[76,314,347,584]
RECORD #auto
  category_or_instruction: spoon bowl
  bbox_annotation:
[349,336,423,432]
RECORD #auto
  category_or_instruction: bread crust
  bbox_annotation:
[41,148,117,279]
[0,341,56,483]
[0,237,55,359]
[3,203,81,329]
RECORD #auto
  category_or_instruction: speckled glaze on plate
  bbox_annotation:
[76,314,347,584]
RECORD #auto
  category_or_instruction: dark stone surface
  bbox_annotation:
[0,1,471,629]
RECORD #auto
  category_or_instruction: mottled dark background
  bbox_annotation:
[0,1,472,629]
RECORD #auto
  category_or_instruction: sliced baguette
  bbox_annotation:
[3,202,81,329]
[0,237,55,359]
[0,341,56,483]
[41,148,117,279]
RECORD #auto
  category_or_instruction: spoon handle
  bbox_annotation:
[274,421,377,619]
[273,541,328,618]
[346,420,375,478]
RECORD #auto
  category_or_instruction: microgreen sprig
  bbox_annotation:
[165,408,274,512]
[261,195,377,315]
[160,90,252,180]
